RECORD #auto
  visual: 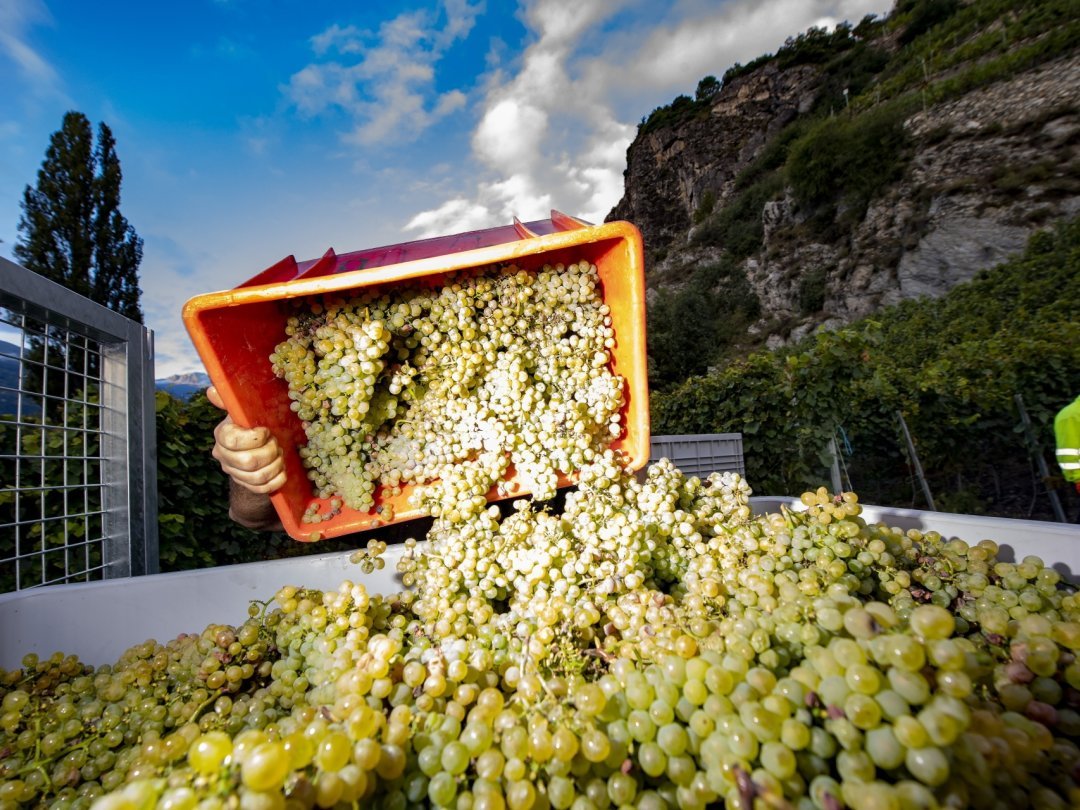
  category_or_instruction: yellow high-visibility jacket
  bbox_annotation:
[1055,395,1080,484]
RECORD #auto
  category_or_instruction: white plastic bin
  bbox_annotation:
[1,503,1078,670]
[0,549,405,670]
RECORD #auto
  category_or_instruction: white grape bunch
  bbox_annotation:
[270,261,625,521]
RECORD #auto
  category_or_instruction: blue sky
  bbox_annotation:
[1,0,892,377]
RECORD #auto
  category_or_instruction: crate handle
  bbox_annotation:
[237,254,299,288]
[296,248,339,280]
[513,217,539,239]
[551,210,591,230]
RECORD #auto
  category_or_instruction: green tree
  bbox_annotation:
[648,261,761,391]
[15,111,143,322]
[695,75,720,101]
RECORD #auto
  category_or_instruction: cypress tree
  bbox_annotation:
[11,111,145,423]
[91,123,143,322]
[15,111,144,322]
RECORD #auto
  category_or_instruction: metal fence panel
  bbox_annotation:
[0,256,157,590]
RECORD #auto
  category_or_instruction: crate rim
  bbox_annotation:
[182,219,643,316]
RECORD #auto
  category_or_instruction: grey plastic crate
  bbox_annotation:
[649,433,745,477]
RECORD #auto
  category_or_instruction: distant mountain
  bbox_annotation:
[155,372,211,401]
[1,342,211,411]
[159,372,211,387]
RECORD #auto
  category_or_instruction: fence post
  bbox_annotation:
[828,437,843,494]
[897,410,936,511]
[1015,394,1067,523]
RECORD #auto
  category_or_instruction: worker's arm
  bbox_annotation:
[227,477,284,532]
[208,386,286,532]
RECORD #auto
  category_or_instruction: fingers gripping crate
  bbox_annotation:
[182,212,649,542]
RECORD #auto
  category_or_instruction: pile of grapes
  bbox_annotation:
[270,261,624,521]
[3,258,1080,810]
[3,457,1080,810]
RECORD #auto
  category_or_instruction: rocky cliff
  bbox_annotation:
[608,60,823,251]
[608,4,1080,372]
[763,55,1078,346]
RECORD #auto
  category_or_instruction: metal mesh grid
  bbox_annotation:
[1,256,158,592]
[0,308,118,590]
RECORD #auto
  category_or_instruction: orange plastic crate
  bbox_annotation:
[182,212,649,542]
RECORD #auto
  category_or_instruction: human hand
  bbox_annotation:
[207,385,286,494]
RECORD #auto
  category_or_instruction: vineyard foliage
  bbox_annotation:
[652,218,1080,517]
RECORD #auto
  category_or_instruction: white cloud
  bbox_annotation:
[473,98,548,171]
[311,23,363,56]
[434,89,467,117]
[590,0,882,96]
[485,37,507,70]
[524,0,626,46]
[440,0,484,45]
[487,173,552,223]
[284,0,483,146]
[0,0,60,90]
[405,0,629,233]
[404,0,892,237]
[404,198,496,237]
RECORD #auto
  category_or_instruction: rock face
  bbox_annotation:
[890,214,1028,302]
[609,49,1080,351]
[609,62,823,252]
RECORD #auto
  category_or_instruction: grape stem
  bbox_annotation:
[18,719,58,791]
[188,688,225,724]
